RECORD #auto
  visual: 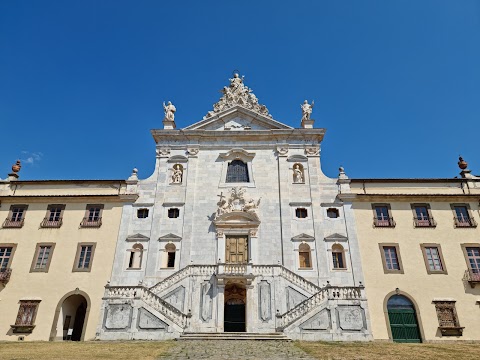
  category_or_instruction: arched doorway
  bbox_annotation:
[224,283,246,332]
[387,294,421,343]
[50,290,90,341]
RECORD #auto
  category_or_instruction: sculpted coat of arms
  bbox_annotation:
[215,187,261,220]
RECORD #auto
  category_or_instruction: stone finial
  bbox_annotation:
[338,166,348,180]
[12,160,21,173]
[458,156,479,179]
[126,167,139,185]
[458,156,468,170]
[7,160,21,181]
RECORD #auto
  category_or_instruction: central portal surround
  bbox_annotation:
[224,283,247,332]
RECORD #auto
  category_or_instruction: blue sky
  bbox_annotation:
[1,1,479,180]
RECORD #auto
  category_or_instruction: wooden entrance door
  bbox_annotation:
[225,236,248,263]
[387,295,421,343]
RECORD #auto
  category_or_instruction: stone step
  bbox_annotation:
[178,332,290,341]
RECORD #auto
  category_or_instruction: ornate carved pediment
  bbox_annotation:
[204,74,272,119]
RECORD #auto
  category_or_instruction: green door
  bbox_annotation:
[388,308,421,343]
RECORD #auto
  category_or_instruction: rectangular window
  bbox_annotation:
[379,243,404,274]
[372,204,395,227]
[332,252,345,269]
[73,243,96,272]
[466,247,480,272]
[433,301,463,336]
[461,244,480,286]
[80,205,103,227]
[167,252,176,268]
[420,244,447,274]
[137,208,149,219]
[3,205,28,228]
[168,208,180,218]
[30,243,55,272]
[0,245,15,284]
[384,247,399,270]
[0,246,14,270]
[412,204,436,227]
[452,204,477,228]
[425,247,442,270]
[41,205,65,228]
[11,300,41,333]
[295,208,308,219]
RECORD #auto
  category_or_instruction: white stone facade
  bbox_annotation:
[97,76,371,341]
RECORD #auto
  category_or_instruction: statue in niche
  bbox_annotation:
[301,100,314,121]
[293,165,304,183]
[172,165,183,184]
[163,101,176,122]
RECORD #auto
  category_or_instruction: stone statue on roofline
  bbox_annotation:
[163,101,176,122]
[301,100,314,122]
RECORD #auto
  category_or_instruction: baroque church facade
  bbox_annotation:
[97,74,371,341]
[1,74,479,343]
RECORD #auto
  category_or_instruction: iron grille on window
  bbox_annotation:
[226,160,249,183]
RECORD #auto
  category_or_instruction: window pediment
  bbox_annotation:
[158,233,182,242]
[287,155,308,163]
[167,155,188,163]
[292,233,315,241]
[324,233,348,242]
[219,148,255,161]
[126,233,150,242]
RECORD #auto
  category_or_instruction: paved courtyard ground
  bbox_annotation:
[1,340,480,360]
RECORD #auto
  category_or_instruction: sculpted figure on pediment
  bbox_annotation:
[203,74,272,119]
[214,187,261,220]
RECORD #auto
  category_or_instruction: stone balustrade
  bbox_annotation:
[104,285,189,329]
[251,265,321,295]
[149,265,216,295]
[276,286,364,330]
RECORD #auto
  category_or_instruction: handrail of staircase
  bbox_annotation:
[252,264,322,294]
[276,285,364,330]
[104,285,190,329]
[149,264,216,295]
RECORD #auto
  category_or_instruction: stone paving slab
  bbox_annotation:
[159,340,316,360]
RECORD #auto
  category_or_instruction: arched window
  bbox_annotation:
[165,243,176,268]
[226,160,249,183]
[298,243,311,269]
[128,244,143,269]
[332,244,346,269]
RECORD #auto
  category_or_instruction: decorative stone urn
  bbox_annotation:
[458,157,468,170]
[11,160,21,173]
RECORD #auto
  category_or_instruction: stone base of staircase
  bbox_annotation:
[178,332,290,341]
